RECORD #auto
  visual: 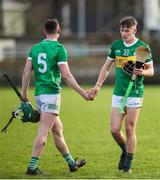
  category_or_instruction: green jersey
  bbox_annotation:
[108,38,153,97]
[28,39,68,95]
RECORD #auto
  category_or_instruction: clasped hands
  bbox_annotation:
[83,84,101,101]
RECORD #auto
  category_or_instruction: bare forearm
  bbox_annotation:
[96,66,110,87]
[22,70,31,96]
[63,73,85,97]
[90,63,111,97]
[143,68,154,77]
[21,59,33,100]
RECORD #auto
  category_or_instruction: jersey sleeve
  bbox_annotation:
[27,48,33,61]
[108,43,116,60]
[57,45,68,64]
[145,45,153,64]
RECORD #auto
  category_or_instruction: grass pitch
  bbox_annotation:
[0,86,160,179]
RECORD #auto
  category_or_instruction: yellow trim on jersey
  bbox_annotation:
[115,56,136,68]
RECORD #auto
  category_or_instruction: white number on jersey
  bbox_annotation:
[38,53,47,73]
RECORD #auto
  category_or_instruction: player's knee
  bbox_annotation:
[111,127,120,135]
[126,124,134,136]
[35,136,47,148]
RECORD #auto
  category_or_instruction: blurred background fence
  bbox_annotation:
[0,0,160,86]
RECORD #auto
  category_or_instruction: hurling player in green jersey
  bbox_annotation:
[90,16,154,173]
[22,18,93,175]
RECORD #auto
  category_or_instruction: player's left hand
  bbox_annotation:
[89,84,101,97]
[133,67,144,76]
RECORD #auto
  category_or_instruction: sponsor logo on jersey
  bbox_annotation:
[115,56,136,68]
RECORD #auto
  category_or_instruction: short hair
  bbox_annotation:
[44,18,59,34]
[119,16,137,28]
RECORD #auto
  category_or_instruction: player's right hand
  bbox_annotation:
[83,91,94,101]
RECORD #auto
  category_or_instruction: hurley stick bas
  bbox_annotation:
[119,46,150,114]
[1,72,40,133]
[1,72,23,101]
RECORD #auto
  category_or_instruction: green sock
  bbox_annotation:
[28,156,39,170]
[63,153,75,166]
[125,153,134,169]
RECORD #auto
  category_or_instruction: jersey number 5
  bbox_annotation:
[38,53,47,73]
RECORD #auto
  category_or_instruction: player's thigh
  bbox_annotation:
[125,107,141,128]
[110,107,125,131]
[38,112,58,137]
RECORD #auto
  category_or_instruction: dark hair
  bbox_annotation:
[44,18,59,34]
[120,16,137,28]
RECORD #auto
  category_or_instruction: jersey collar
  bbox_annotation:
[123,38,138,47]
[43,39,57,42]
